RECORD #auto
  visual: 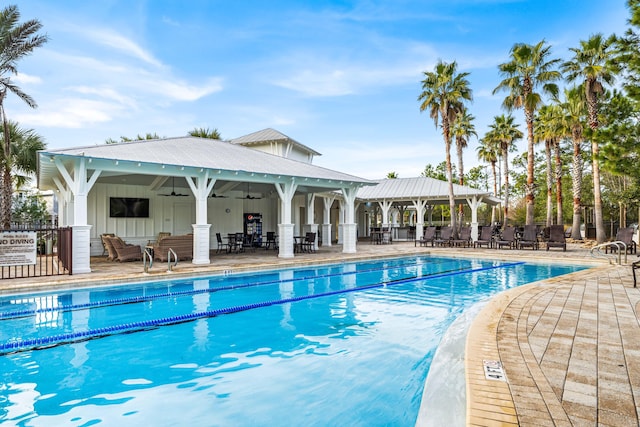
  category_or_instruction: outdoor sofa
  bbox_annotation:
[153,234,193,262]
[104,235,142,262]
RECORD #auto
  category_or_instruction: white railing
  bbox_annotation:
[590,241,627,265]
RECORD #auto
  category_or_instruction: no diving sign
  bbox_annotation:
[483,360,507,382]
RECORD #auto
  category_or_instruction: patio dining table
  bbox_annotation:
[226,233,244,253]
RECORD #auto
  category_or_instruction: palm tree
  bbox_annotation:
[560,87,587,240]
[2,120,45,189]
[485,114,523,227]
[451,107,477,227]
[476,136,500,224]
[386,171,398,179]
[106,133,161,144]
[418,60,473,236]
[562,33,617,243]
[493,40,561,225]
[546,104,566,227]
[535,105,563,227]
[0,5,48,229]
[189,127,221,139]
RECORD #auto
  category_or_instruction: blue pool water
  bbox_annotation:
[0,256,585,426]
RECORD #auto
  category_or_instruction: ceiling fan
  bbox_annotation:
[159,177,189,197]
[210,192,228,198]
[236,183,262,200]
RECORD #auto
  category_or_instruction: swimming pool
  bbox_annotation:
[0,256,585,426]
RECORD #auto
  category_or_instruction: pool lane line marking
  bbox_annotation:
[0,262,524,355]
[0,258,467,321]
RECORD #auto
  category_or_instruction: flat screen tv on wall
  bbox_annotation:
[109,197,150,218]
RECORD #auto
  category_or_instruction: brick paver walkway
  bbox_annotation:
[467,264,640,426]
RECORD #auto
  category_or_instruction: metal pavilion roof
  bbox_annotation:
[37,136,372,192]
[355,177,500,205]
[230,128,321,156]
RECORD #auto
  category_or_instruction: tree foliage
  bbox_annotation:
[0,5,48,229]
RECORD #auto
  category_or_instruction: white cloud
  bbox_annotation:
[14,98,122,128]
[85,29,164,68]
[142,77,224,102]
[69,86,138,108]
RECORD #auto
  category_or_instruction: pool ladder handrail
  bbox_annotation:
[167,248,178,272]
[590,241,627,265]
[143,247,153,273]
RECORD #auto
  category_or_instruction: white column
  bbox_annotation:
[466,196,482,242]
[337,200,344,244]
[185,174,215,265]
[322,196,334,247]
[341,186,359,253]
[57,157,101,274]
[413,199,427,242]
[378,200,393,228]
[274,181,298,258]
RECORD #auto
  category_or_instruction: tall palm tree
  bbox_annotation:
[546,104,566,227]
[476,136,500,224]
[560,87,587,240]
[493,40,561,225]
[562,33,617,243]
[485,114,523,227]
[535,105,563,227]
[451,108,477,227]
[418,60,472,237]
[0,5,48,229]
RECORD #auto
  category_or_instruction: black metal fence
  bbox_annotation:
[1,225,73,280]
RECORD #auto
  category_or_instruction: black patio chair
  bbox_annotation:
[434,226,453,247]
[605,227,637,254]
[216,232,229,253]
[518,225,539,250]
[264,231,277,250]
[474,226,493,249]
[416,226,436,247]
[495,226,516,249]
[451,226,471,247]
[546,225,566,251]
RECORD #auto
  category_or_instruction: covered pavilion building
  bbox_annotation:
[36,128,499,275]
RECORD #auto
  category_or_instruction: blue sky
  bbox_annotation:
[7,0,630,179]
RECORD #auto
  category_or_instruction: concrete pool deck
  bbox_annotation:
[1,240,638,426]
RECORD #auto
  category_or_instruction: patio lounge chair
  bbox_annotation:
[546,225,566,251]
[108,236,142,262]
[605,227,637,254]
[451,226,471,247]
[474,226,493,248]
[416,226,436,247]
[564,226,572,238]
[518,225,539,250]
[495,226,516,249]
[101,233,116,259]
[434,227,453,247]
